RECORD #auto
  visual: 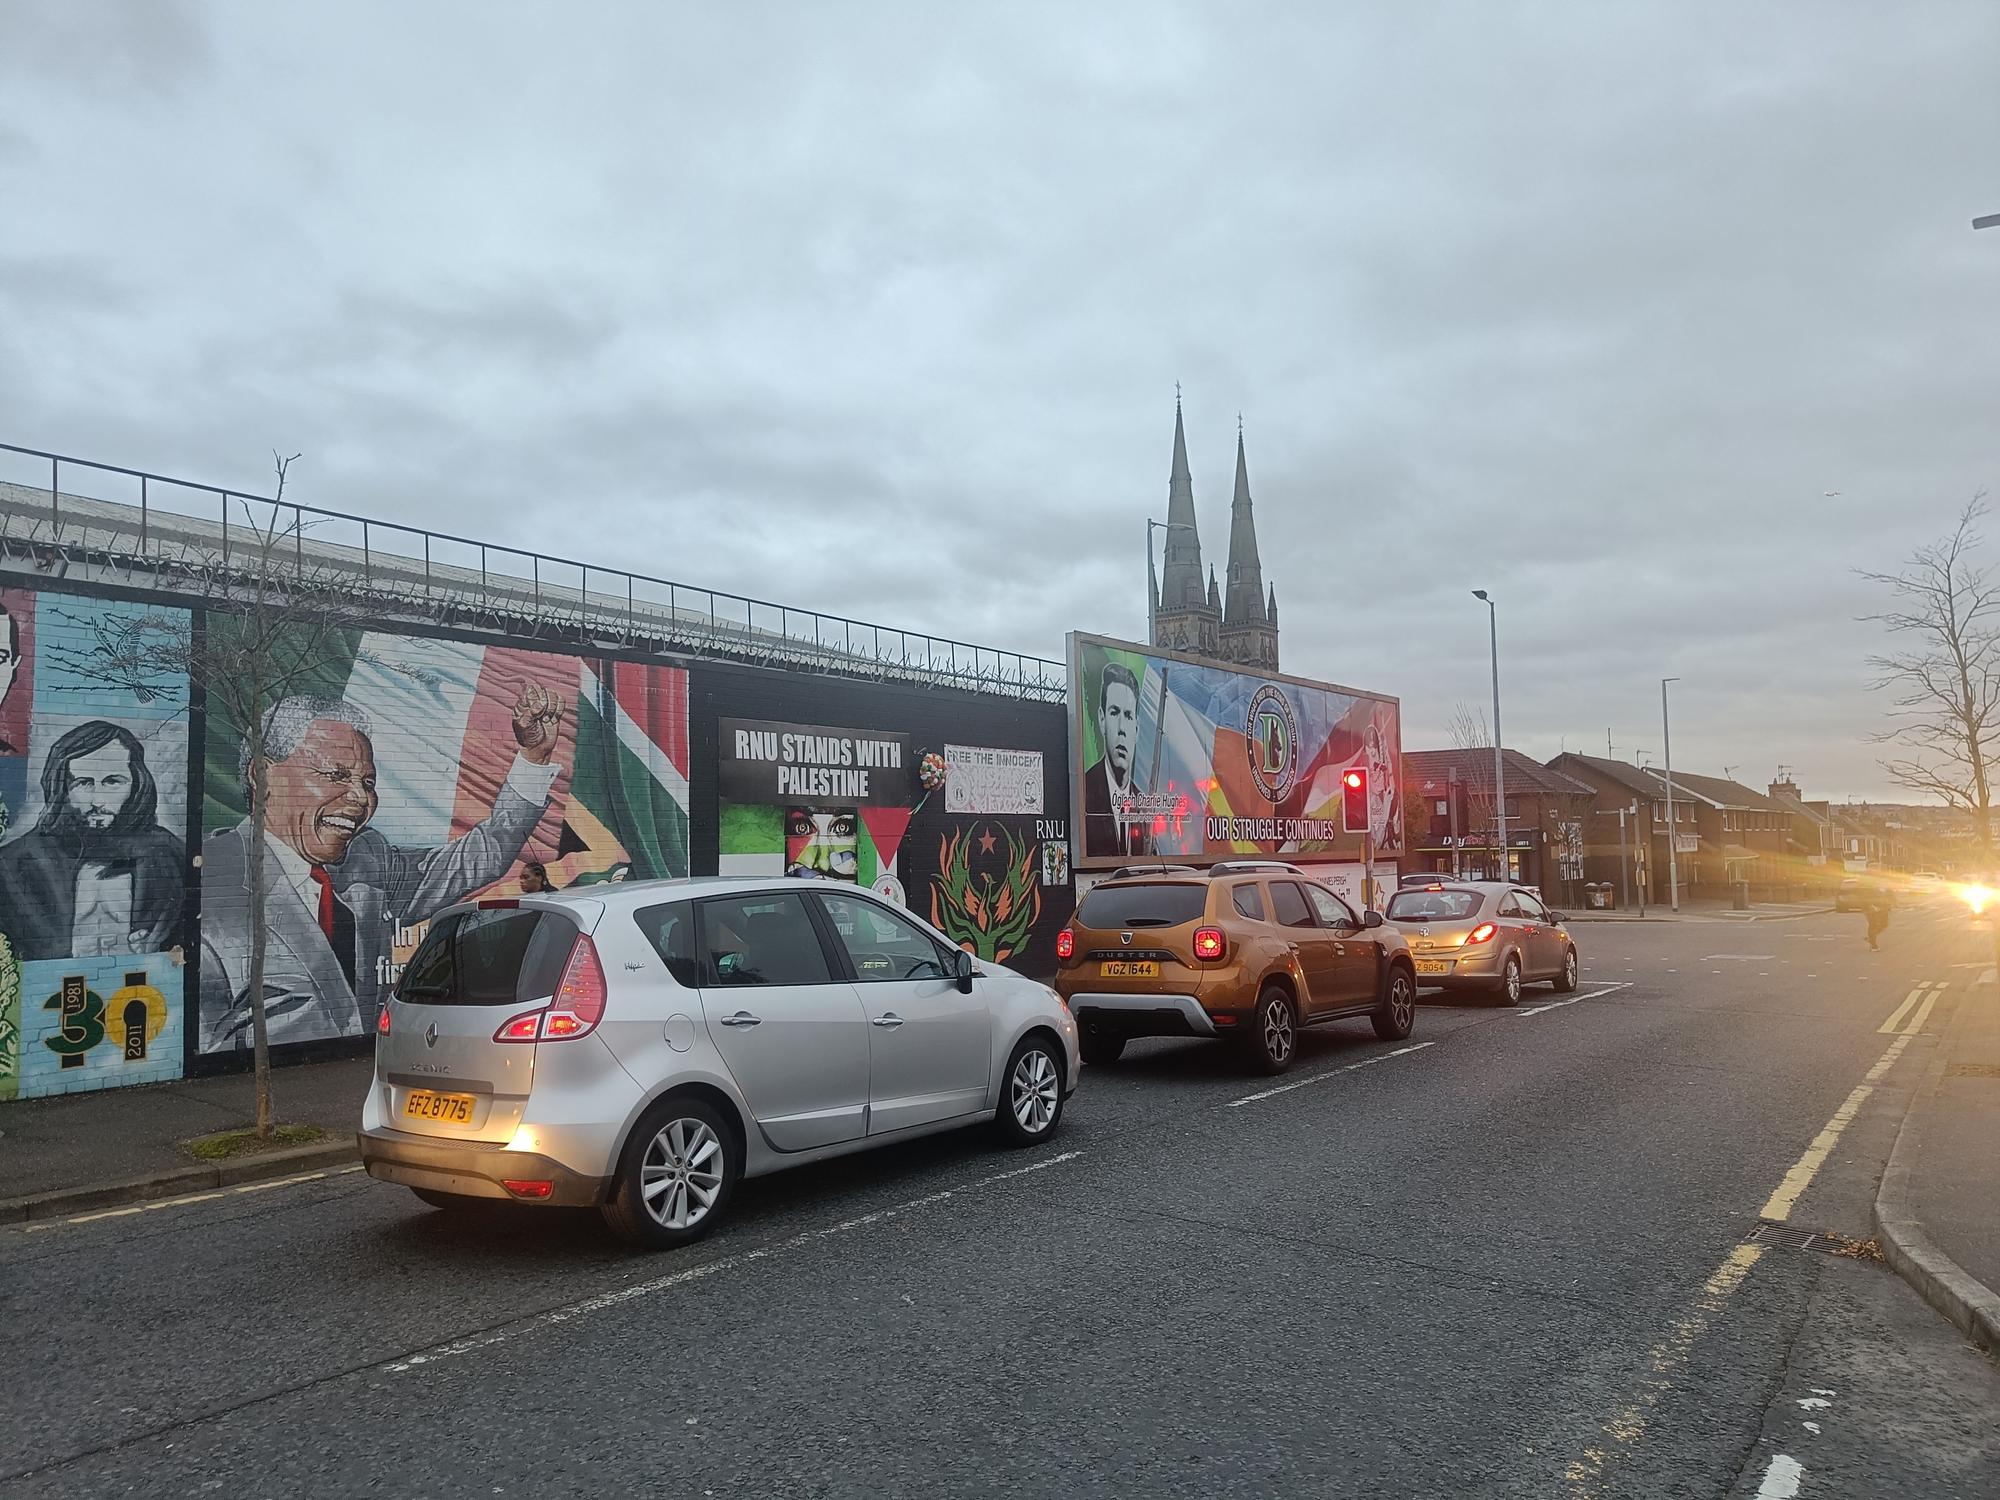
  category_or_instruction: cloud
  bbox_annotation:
[0,1,1995,804]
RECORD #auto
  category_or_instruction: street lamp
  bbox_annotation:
[1662,676,1682,912]
[1146,518,1195,644]
[1472,591,1507,879]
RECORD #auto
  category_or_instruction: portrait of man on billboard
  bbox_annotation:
[0,720,185,961]
[199,682,565,1052]
[1082,660,1150,858]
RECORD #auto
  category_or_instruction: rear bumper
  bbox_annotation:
[356,1127,610,1208]
[1066,992,1217,1039]
[1411,949,1507,987]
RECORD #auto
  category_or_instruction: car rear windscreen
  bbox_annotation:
[1075,883,1208,928]
[397,909,576,1005]
[1385,890,1481,922]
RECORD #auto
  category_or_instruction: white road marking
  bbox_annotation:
[1878,984,1931,1034]
[1755,1454,1804,1498]
[381,1151,1084,1375]
[1227,1042,1435,1106]
[1802,1421,1821,1435]
[1795,1397,1830,1410]
[1904,988,1941,1035]
[24,1164,366,1232]
[1702,954,1775,961]
[1515,981,1634,1018]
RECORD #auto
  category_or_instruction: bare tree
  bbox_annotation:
[1861,494,2000,859]
[48,453,360,1138]
[1447,702,1498,873]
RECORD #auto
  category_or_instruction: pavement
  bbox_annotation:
[0,1054,371,1208]
[1,904,1997,1496]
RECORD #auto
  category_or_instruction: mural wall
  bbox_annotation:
[0,588,192,1099]
[0,574,1070,1101]
[197,624,689,1053]
[1067,631,1402,870]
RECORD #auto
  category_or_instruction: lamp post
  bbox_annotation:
[1472,591,1507,879]
[1662,676,1682,912]
[1146,518,1196,645]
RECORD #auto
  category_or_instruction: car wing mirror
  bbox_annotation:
[1548,911,1567,924]
[952,948,976,992]
[1363,909,1386,929]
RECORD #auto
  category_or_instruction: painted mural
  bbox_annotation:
[717,718,917,905]
[1068,631,1403,868]
[197,624,689,1053]
[0,588,192,1098]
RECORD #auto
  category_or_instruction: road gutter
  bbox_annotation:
[0,1140,359,1225]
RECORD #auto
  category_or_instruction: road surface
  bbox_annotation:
[4,901,1997,1497]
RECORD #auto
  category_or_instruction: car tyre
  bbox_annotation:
[1247,985,1299,1075]
[1497,954,1523,1007]
[1079,1030,1126,1067]
[996,1034,1066,1146]
[1552,945,1579,993]
[1372,964,1417,1041]
[602,1097,739,1250]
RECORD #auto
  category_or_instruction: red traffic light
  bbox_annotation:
[1342,769,1365,790]
[1342,766,1368,831]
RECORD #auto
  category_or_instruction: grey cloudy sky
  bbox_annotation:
[2,2,1996,801]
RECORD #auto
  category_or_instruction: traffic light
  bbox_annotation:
[1342,767,1368,832]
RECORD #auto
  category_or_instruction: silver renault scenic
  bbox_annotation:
[358,877,1079,1248]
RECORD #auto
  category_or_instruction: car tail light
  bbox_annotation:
[1466,922,1498,945]
[502,1179,554,1200]
[1055,929,1075,961]
[1193,926,1227,961]
[376,1006,391,1037]
[478,898,520,910]
[493,934,609,1043]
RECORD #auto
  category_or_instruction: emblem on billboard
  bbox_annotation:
[1245,685,1300,803]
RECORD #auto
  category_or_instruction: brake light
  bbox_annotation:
[493,934,609,1043]
[1466,922,1497,945]
[502,1179,554,1200]
[1193,926,1227,961]
[1056,929,1075,961]
[478,898,520,910]
[376,1006,391,1037]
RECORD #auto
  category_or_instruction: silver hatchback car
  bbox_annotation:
[358,877,1079,1248]
[1381,880,1580,1004]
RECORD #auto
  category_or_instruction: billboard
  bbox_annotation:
[1067,632,1400,870]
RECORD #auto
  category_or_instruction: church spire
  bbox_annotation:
[1222,430,1264,625]
[1219,427,1280,670]
[1157,392,1205,616]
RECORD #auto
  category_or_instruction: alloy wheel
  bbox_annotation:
[640,1117,724,1231]
[1390,974,1415,1031]
[1564,949,1579,987]
[1011,1048,1060,1134]
[1264,998,1295,1064]
[1505,959,1522,1004]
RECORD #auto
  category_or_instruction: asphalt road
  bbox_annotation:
[4,901,1998,1498]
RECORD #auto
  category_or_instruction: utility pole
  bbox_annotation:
[1474,590,1507,879]
[1663,677,1682,912]
[1618,804,1632,910]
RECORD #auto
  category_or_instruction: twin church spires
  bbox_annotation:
[1153,394,1280,671]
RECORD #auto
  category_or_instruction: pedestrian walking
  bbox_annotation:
[1863,884,1893,950]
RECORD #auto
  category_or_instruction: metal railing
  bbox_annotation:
[0,443,1068,702]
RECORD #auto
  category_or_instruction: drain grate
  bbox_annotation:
[1741,1221,1844,1254]
[1946,1062,2000,1079]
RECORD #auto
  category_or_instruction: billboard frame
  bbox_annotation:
[1065,630,1401,874]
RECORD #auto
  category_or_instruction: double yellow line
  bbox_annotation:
[1879,980,1944,1035]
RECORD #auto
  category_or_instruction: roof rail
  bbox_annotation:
[1104,864,1201,880]
[1208,860,1307,876]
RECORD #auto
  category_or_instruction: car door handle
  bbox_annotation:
[871,1013,905,1029]
[718,1011,761,1028]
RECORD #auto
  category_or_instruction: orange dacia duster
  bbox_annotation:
[1053,862,1418,1075]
